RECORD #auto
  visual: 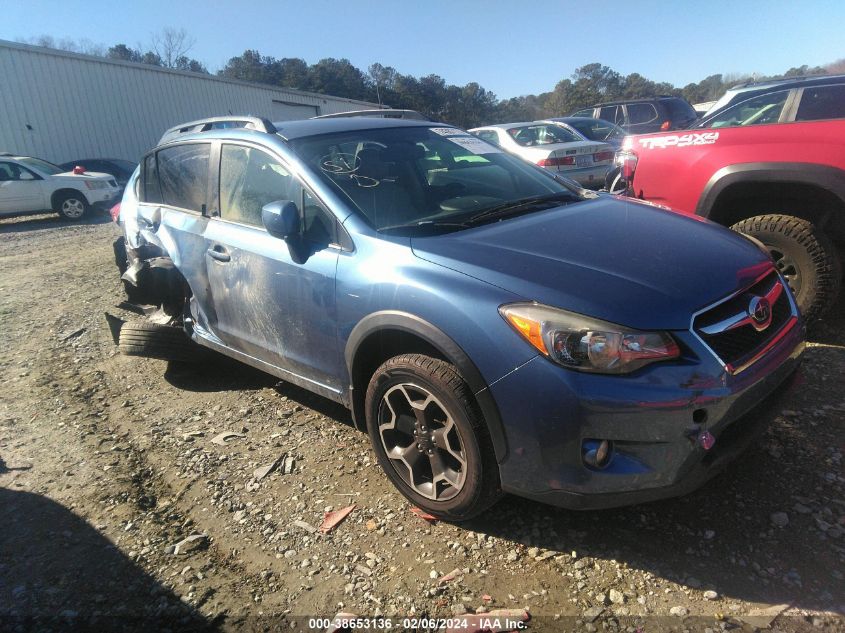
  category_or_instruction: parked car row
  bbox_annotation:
[112,113,805,521]
[468,121,615,188]
[0,153,122,220]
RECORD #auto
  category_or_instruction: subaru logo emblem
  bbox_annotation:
[747,295,772,331]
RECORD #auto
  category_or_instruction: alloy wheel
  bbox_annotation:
[771,248,802,296]
[62,198,85,219]
[377,383,466,501]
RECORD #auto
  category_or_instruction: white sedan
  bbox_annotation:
[467,122,614,188]
[0,154,121,220]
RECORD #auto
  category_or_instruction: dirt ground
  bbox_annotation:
[0,212,843,633]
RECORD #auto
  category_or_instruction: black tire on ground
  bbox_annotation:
[364,354,501,522]
[54,191,89,221]
[118,321,205,363]
[112,237,129,275]
[731,214,842,322]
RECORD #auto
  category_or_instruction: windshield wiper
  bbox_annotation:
[465,192,577,226]
[377,219,471,234]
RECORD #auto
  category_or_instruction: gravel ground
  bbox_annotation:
[0,212,843,633]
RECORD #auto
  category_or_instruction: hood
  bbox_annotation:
[411,196,772,330]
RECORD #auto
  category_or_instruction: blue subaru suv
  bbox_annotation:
[115,113,805,521]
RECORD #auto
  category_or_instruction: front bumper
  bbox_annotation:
[489,322,805,510]
[89,189,121,210]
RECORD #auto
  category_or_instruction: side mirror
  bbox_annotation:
[262,200,300,240]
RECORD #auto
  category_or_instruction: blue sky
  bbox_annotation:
[3,0,843,99]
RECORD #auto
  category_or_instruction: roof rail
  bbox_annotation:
[158,116,277,144]
[730,73,843,89]
[312,109,431,121]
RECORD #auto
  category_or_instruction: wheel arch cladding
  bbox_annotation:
[51,188,88,208]
[697,162,845,241]
[345,310,509,464]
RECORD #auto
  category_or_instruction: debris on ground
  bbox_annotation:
[410,506,438,523]
[60,327,86,341]
[436,567,462,585]
[253,454,285,480]
[318,504,355,534]
[210,431,245,446]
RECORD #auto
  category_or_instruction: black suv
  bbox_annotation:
[571,96,698,134]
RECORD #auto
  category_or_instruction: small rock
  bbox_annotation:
[583,606,604,622]
[770,512,789,527]
[703,590,719,601]
[172,534,208,555]
[451,603,469,616]
[292,520,317,534]
[609,589,625,604]
[670,606,689,617]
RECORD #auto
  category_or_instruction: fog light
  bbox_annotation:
[698,431,716,451]
[582,439,613,469]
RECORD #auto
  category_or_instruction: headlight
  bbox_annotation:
[84,180,107,190]
[500,302,680,374]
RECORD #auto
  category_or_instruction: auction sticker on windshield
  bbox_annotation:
[430,127,466,136]
[444,135,502,154]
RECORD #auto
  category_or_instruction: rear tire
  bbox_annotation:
[731,214,841,322]
[365,354,501,522]
[55,191,89,221]
[118,321,206,362]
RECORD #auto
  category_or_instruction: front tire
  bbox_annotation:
[731,214,841,321]
[55,191,89,221]
[365,354,501,521]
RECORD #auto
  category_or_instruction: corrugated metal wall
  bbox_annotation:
[0,41,381,164]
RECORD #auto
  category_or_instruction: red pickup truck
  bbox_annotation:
[613,76,845,321]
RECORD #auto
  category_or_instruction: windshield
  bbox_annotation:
[566,118,625,142]
[507,124,581,146]
[18,157,64,175]
[112,159,138,172]
[288,126,583,232]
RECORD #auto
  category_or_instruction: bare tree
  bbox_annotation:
[151,28,196,69]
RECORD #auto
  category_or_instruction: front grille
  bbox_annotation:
[694,271,793,370]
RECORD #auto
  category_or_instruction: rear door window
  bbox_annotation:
[626,103,658,124]
[142,154,162,203]
[157,144,210,211]
[662,98,698,123]
[795,84,845,121]
[598,105,623,125]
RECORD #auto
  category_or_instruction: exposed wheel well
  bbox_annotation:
[51,188,88,210]
[707,181,845,243]
[349,329,448,430]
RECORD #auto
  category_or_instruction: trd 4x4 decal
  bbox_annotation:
[638,132,720,150]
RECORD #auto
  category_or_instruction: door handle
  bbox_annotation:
[207,245,231,262]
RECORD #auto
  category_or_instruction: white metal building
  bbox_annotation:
[0,40,382,164]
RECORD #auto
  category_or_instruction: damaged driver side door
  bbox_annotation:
[202,142,342,396]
